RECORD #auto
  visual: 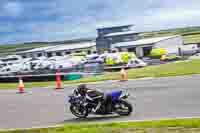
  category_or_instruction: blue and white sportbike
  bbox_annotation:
[68,90,133,118]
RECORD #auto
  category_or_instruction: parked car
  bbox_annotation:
[142,57,166,65]
[180,44,199,55]
[83,55,104,64]
[127,58,147,68]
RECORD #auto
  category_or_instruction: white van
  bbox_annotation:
[180,44,199,55]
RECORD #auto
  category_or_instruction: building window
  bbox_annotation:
[128,47,136,53]
[37,53,42,57]
[87,50,91,54]
[122,28,129,31]
[22,55,27,58]
[56,52,62,56]
[65,51,71,55]
[108,38,113,41]
[47,53,52,57]
[143,46,153,56]
[123,37,132,41]
[30,54,33,57]
[75,51,81,53]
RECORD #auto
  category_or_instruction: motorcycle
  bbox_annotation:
[67,90,133,118]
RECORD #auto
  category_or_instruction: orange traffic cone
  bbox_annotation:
[55,71,63,90]
[18,77,25,93]
[120,68,128,82]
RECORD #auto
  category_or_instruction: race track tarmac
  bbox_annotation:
[1,75,200,129]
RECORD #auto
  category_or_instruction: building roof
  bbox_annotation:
[113,35,181,47]
[16,42,96,54]
[45,42,96,52]
[16,45,57,54]
[97,24,133,30]
[103,31,137,37]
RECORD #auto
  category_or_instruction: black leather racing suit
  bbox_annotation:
[74,87,112,113]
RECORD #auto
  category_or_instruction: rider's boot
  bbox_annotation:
[93,102,101,112]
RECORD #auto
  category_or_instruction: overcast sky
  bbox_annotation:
[0,0,200,44]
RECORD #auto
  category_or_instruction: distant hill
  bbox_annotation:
[139,26,200,44]
[22,37,95,45]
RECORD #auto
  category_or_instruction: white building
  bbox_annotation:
[112,35,184,57]
[45,42,96,57]
[16,41,96,58]
[17,46,57,58]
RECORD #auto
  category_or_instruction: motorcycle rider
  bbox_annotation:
[73,84,112,113]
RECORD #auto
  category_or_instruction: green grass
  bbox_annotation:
[141,31,200,44]
[1,118,200,133]
[140,26,200,44]
[183,34,200,44]
[0,43,50,56]
[1,60,200,89]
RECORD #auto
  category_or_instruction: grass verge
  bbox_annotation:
[1,60,200,89]
[1,118,200,133]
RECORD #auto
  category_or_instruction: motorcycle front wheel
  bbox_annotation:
[115,100,132,116]
[70,104,88,118]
